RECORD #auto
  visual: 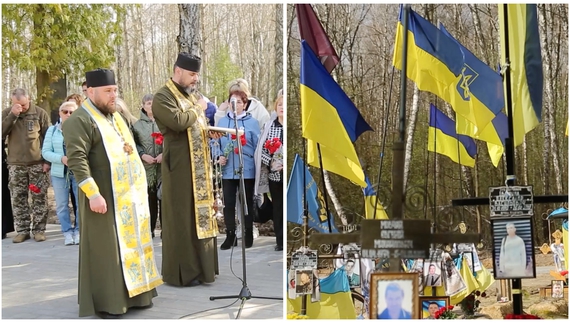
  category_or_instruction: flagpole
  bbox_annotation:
[392,3,410,221]
[501,3,523,316]
[390,3,410,273]
[374,66,397,219]
[316,143,333,232]
[301,128,309,316]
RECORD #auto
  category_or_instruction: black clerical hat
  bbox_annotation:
[85,69,116,88]
[175,53,201,72]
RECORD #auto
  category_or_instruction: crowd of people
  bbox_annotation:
[1,52,284,318]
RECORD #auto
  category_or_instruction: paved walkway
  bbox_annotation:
[2,224,284,319]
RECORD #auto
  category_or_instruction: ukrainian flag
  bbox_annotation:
[439,23,508,167]
[428,104,477,167]
[450,257,480,305]
[306,139,367,188]
[287,269,356,319]
[363,175,389,220]
[301,40,372,187]
[286,154,338,233]
[499,4,543,147]
[393,7,500,134]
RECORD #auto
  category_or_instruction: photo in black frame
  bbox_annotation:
[491,217,536,279]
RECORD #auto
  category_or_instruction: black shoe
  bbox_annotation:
[220,230,237,250]
[151,232,155,238]
[244,229,254,248]
[188,279,202,287]
[98,312,122,319]
[275,245,283,251]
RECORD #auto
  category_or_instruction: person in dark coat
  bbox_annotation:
[2,139,15,239]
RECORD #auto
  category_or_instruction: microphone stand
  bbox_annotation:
[209,102,282,319]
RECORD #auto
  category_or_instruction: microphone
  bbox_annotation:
[230,97,237,112]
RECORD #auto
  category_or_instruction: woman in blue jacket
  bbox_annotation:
[213,90,260,250]
[41,101,79,245]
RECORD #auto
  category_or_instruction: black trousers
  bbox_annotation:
[69,187,77,216]
[222,179,254,231]
[2,161,14,237]
[269,180,283,247]
[148,186,161,233]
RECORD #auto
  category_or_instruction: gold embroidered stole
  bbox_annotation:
[165,80,218,239]
[82,99,163,297]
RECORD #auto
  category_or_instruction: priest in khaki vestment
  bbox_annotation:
[63,69,162,318]
[152,53,220,287]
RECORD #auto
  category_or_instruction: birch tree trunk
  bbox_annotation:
[275,3,283,96]
[539,4,563,193]
[323,170,348,226]
[136,5,152,94]
[178,4,202,56]
[403,85,420,190]
[538,5,551,195]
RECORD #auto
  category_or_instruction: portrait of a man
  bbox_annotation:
[345,258,361,288]
[442,258,466,296]
[295,270,313,295]
[377,282,412,319]
[492,219,535,279]
[552,280,564,299]
[424,263,442,287]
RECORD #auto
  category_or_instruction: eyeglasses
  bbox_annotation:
[60,110,73,115]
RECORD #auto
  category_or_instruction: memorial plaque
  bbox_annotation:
[360,219,431,259]
[291,250,318,269]
[489,186,533,217]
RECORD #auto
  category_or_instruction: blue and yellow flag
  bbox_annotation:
[428,104,477,167]
[499,4,543,147]
[306,139,367,188]
[287,269,356,319]
[301,40,371,187]
[439,23,507,167]
[393,7,500,134]
[287,154,338,233]
[363,175,389,220]
[450,257,481,305]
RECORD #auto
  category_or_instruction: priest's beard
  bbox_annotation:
[185,84,197,95]
[93,97,117,115]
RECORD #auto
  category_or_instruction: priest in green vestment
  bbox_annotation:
[63,69,162,318]
[152,53,220,287]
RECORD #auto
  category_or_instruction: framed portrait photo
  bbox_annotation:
[369,272,419,320]
[294,269,313,296]
[423,261,443,287]
[551,280,565,299]
[491,217,536,279]
[419,296,450,319]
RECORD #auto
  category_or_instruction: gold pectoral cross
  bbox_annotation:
[124,142,134,155]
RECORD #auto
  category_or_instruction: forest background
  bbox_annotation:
[2,3,283,121]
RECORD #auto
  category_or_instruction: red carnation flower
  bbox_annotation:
[28,184,41,194]
[151,132,164,145]
[234,147,239,154]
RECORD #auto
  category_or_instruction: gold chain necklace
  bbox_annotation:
[106,115,134,155]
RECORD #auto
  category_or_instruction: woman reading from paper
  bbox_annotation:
[212,89,260,250]
[498,222,526,277]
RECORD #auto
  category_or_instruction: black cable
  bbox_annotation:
[229,227,244,284]
[178,299,240,319]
